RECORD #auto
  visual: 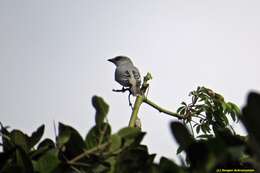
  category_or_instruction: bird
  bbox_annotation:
[108,56,141,96]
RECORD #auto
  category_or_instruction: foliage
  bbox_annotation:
[177,86,240,137]
[0,88,260,173]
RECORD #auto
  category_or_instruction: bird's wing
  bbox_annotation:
[132,66,141,82]
[115,67,131,86]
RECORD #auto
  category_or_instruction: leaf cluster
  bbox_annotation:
[177,86,240,138]
[0,89,260,173]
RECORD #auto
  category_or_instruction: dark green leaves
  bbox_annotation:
[0,125,45,173]
[85,123,111,149]
[1,91,258,173]
[92,95,109,128]
[159,157,185,173]
[170,122,194,151]
[34,149,60,173]
[57,122,86,159]
[28,125,45,149]
[176,86,240,138]
[10,130,30,153]
[241,92,260,160]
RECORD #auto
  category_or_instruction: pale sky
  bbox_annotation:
[1,0,260,162]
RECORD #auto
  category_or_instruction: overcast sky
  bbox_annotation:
[1,0,260,162]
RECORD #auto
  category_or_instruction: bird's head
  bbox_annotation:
[108,56,133,66]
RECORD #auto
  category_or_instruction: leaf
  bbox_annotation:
[34,149,60,173]
[16,146,34,173]
[117,127,144,147]
[159,157,184,173]
[10,130,29,153]
[31,138,56,159]
[176,146,184,154]
[176,106,185,114]
[58,122,86,159]
[92,96,109,127]
[115,145,155,173]
[117,127,141,139]
[197,134,213,139]
[170,122,194,151]
[201,124,207,134]
[57,128,71,148]
[0,124,13,152]
[230,102,241,114]
[28,125,45,149]
[0,147,16,170]
[179,107,186,115]
[196,125,200,134]
[85,123,111,150]
[38,138,55,149]
[241,92,260,159]
[230,111,236,122]
[221,112,229,126]
[109,134,122,152]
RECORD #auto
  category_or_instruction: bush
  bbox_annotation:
[1,87,260,173]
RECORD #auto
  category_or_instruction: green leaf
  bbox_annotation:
[177,106,185,114]
[170,122,194,151]
[10,130,29,153]
[221,112,229,126]
[58,122,86,159]
[92,96,109,127]
[197,134,213,139]
[176,146,184,154]
[241,92,260,159]
[57,128,71,148]
[28,125,44,149]
[31,139,56,159]
[85,123,111,150]
[16,146,34,173]
[230,111,236,122]
[230,102,241,114]
[109,134,122,152]
[0,124,13,152]
[115,145,155,173]
[38,138,55,149]
[117,127,144,147]
[196,125,200,134]
[34,149,60,173]
[117,127,141,138]
[201,124,207,134]
[0,147,16,170]
[159,157,184,173]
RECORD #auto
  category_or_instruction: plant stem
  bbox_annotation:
[68,142,110,164]
[128,95,143,127]
[143,97,183,119]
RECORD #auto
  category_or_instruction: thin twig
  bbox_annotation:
[143,97,183,119]
[67,142,110,164]
[98,123,108,146]
[68,161,91,167]
[70,166,83,173]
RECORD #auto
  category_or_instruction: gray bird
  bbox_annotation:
[108,56,141,96]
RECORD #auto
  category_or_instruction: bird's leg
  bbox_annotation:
[112,87,129,93]
[128,92,133,110]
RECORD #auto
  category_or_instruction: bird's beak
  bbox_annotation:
[107,58,114,63]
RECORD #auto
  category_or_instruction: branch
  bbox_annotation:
[67,142,110,164]
[143,97,183,119]
[128,95,143,127]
